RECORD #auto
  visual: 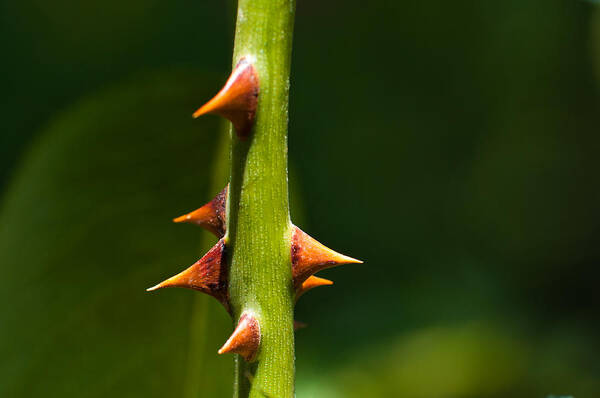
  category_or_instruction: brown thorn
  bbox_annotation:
[291,225,362,288]
[146,239,229,312]
[193,57,259,139]
[218,312,260,362]
[295,275,333,302]
[294,320,308,331]
[173,185,228,238]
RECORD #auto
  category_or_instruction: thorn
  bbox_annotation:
[295,275,333,301]
[173,185,228,237]
[193,57,259,139]
[146,239,229,311]
[294,320,308,331]
[291,226,362,288]
[218,312,260,362]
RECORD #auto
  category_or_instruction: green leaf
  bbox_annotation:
[0,70,232,397]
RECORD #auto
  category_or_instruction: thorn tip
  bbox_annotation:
[172,214,190,223]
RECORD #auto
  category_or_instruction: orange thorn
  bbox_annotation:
[193,57,259,139]
[291,226,362,288]
[295,275,333,301]
[173,185,228,237]
[294,320,308,331]
[147,239,229,311]
[218,313,260,362]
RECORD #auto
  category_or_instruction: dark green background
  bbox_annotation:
[1,1,599,397]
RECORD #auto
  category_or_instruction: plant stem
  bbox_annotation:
[226,0,296,397]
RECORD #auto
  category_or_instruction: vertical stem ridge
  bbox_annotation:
[226,0,296,397]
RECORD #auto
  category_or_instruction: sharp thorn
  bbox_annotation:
[193,57,259,139]
[218,312,260,362]
[146,239,229,311]
[295,275,333,301]
[172,185,228,237]
[291,225,362,288]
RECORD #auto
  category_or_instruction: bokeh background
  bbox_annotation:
[1,0,599,397]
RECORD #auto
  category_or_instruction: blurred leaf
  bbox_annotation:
[298,322,600,398]
[322,323,529,398]
[0,70,233,397]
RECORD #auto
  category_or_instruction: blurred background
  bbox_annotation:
[1,0,599,397]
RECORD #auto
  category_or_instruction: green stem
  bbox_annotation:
[226,0,296,397]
